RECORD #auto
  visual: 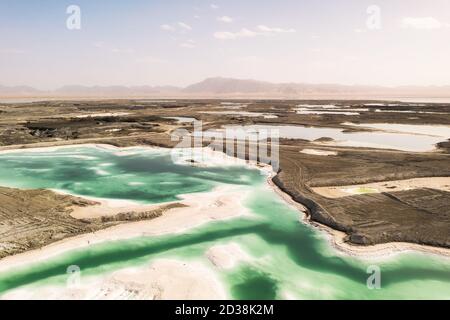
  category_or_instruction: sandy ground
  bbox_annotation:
[300,149,338,156]
[75,112,131,118]
[200,111,278,119]
[0,143,167,155]
[0,144,449,300]
[0,143,259,299]
[266,177,450,259]
[319,225,450,260]
[313,177,450,198]
[1,259,227,300]
[0,144,159,161]
[0,184,253,274]
[68,195,171,219]
[206,243,251,270]
[342,122,450,138]
[0,144,267,299]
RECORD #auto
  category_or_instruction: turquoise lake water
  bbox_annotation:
[0,146,448,299]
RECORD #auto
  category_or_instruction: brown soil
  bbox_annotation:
[0,186,183,258]
[0,99,449,253]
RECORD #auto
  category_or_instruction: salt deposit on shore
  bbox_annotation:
[300,149,338,156]
[0,184,252,273]
[206,243,250,269]
[313,177,450,198]
[1,259,227,300]
[75,112,130,118]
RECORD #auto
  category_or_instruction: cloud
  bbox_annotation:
[211,4,219,9]
[214,28,259,40]
[180,40,196,49]
[161,22,192,33]
[401,17,448,30]
[160,24,176,32]
[257,25,296,33]
[217,16,233,23]
[214,25,296,40]
[177,22,192,31]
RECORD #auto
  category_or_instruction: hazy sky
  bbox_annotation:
[1,0,450,89]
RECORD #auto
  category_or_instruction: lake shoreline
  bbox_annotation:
[267,177,450,259]
[0,143,449,300]
[0,182,254,273]
[0,142,448,265]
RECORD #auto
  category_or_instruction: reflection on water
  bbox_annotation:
[344,123,450,138]
[205,124,447,152]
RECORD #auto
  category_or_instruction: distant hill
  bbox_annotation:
[184,77,274,94]
[54,85,181,96]
[184,77,450,98]
[1,77,450,99]
[0,85,41,96]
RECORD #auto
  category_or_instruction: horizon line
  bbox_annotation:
[2,76,450,92]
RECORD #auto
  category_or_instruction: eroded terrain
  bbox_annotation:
[0,99,449,256]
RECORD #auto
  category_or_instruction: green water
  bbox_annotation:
[0,147,260,203]
[0,146,449,299]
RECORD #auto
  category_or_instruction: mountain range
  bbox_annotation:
[1,77,450,99]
